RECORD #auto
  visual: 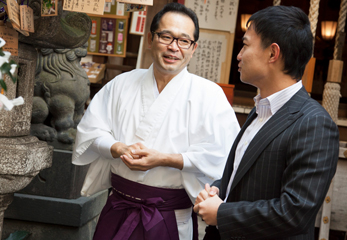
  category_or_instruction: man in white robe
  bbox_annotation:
[72,3,240,240]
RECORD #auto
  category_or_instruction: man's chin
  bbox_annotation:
[240,78,253,86]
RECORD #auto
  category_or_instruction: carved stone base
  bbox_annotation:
[0,194,13,239]
[0,136,53,194]
[20,149,89,199]
[3,191,108,240]
[0,136,53,240]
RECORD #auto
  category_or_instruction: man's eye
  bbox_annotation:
[180,39,190,44]
[161,35,172,40]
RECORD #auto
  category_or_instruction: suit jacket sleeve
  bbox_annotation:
[212,179,222,189]
[216,112,339,239]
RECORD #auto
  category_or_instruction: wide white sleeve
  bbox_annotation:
[90,135,118,159]
[72,80,118,165]
[181,86,240,185]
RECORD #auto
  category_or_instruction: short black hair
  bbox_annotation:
[247,6,312,80]
[150,2,199,42]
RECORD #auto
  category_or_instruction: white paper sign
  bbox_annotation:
[185,0,239,33]
[187,31,227,83]
[116,0,153,6]
[130,10,146,35]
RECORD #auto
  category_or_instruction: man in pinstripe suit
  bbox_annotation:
[194,5,339,240]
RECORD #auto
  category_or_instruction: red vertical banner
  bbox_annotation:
[130,9,146,35]
[136,16,141,32]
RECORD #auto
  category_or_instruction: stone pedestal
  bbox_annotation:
[20,149,89,199]
[3,150,106,240]
[0,7,92,238]
[3,191,108,240]
[0,195,13,238]
[0,136,53,239]
[0,42,53,240]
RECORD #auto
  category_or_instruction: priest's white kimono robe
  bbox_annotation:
[72,65,240,239]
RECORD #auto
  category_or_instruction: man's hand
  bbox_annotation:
[111,142,145,159]
[120,148,183,171]
[194,194,223,226]
[194,183,220,206]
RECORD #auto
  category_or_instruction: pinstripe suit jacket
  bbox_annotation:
[209,87,339,240]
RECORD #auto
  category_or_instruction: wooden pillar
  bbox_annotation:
[301,57,316,93]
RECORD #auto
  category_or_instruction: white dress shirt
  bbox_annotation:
[224,81,303,201]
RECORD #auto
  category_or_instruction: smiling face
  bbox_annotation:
[148,12,198,80]
[237,26,271,89]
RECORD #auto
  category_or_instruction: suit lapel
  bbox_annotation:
[229,87,309,193]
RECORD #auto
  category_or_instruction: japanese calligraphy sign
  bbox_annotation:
[63,0,106,15]
[130,9,146,35]
[116,0,153,6]
[6,0,21,29]
[185,0,239,33]
[187,30,232,83]
[20,6,35,33]
[0,26,19,56]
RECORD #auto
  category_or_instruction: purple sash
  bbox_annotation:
[93,173,198,240]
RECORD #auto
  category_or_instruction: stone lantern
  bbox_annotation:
[0,43,53,239]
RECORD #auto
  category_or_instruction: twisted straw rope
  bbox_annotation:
[334,0,347,60]
[322,0,346,126]
[273,0,281,6]
[322,83,341,123]
[308,0,320,51]
[319,2,345,240]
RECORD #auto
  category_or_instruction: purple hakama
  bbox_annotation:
[93,173,198,240]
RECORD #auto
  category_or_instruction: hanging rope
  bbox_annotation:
[319,1,347,240]
[308,0,320,52]
[273,0,281,6]
[334,0,347,60]
[322,0,347,121]
[322,83,341,122]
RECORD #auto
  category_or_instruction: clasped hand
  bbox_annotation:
[112,142,165,171]
[193,183,223,226]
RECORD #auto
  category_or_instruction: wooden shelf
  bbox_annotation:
[87,51,126,58]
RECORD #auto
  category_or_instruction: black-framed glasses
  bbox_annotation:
[152,31,196,49]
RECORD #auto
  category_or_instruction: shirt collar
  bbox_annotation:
[152,73,159,98]
[254,80,303,115]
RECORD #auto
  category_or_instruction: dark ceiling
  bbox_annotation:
[230,0,345,101]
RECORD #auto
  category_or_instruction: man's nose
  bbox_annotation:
[168,39,179,50]
[237,50,242,61]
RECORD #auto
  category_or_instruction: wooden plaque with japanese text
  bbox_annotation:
[6,0,21,28]
[20,6,35,33]
[0,26,19,56]
[63,0,106,15]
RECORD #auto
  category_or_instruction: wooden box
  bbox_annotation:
[82,63,106,84]
[217,83,235,106]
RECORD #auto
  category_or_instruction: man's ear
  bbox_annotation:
[190,42,198,58]
[269,43,280,63]
[148,32,153,49]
